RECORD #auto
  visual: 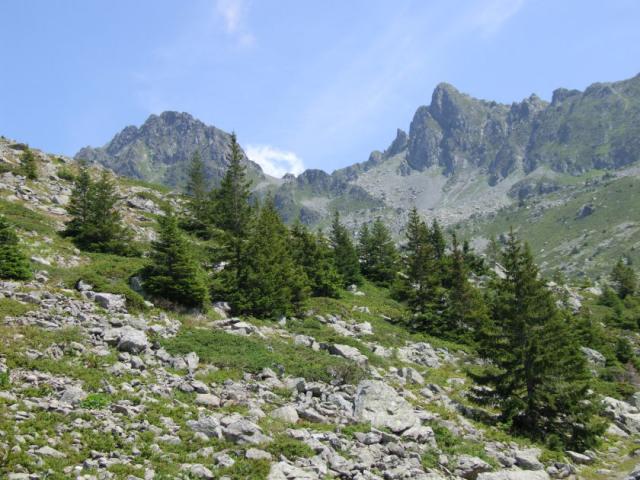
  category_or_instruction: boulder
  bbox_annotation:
[455,455,492,479]
[93,292,126,311]
[181,464,214,479]
[514,449,543,470]
[399,366,425,385]
[187,416,222,439]
[478,472,550,480]
[223,418,272,445]
[246,448,272,461]
[195,394,220,408]
[566,450,593,465]
[59,386,87,406]
[353,380,419,433]
[326,343,368,366]
[35,446,66,458]
[116,326,149,354]
[270,405,299,424]
[268,461,318,480]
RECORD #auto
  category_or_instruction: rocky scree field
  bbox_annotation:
[1,137,640,480]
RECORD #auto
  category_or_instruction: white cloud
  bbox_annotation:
[215,0,254,46]
[466,0,526,37]
[246,145,305,178]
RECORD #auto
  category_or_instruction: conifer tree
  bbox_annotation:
[184,151,210,235]
[473,232,604,449]
[359,218,398,286]
[290,222,341,298]
[235,198,308,317]
[19,147,38,180]
[64,168,136,255]
[610,258,637,299]
[330,211,362,286]
[357,223,373,275]
[442,234,488,342]
[210,133,253,292]
[64,161,93,238]
[142,208,209,308]
[429,219,446,261]
[0,214,31,280]
[392,208,443,326]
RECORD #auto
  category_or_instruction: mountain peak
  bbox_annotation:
[75,112,263,187]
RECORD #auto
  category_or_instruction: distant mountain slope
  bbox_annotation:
[74,74,640,235]
[280,72,640,230]
[75,111,269,189]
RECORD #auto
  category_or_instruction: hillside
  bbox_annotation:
[2,135,640,480]
[73,75,640,254]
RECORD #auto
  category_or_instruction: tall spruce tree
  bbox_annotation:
[330,211,362,287]
[210,133,253,295]
[442,234,487,342]
[0,214,31,280]
[142,208,209,308]
[392,208,443,329]
[429,219,446,261]
[64,161,93,238]
[290,222,341,298]
[359,218,398,286]
[473,232,604,449]
[235,198,308,317]
[184,151,210,235]
[19,147,38,180]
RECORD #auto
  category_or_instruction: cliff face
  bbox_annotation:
[405,74,640,180]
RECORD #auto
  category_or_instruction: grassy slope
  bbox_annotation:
[461,174,640,279]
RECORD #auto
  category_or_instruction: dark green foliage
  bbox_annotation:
[611,258,637,299]
[64,165,137,256]
[428,219,446,261]
[266,435,315,459]
[441,235,488,342]
[615,337,634,364]
[391,208,443,327]
[183,151,210,235]
[330,211,362,286]
[142,208,209,308]
[210,133,253,298]
[358,218,398,286]
[19,147,38,180]
[473,232,605,450]
[162,328,366,384]
[0,214,31,280]
[232,198,308,318]
[290,222,341,298]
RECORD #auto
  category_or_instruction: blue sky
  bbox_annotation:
[1,0,639,176]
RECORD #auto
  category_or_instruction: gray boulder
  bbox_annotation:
[270,405,299,424]
[478,472,550,480]
[353,380,419,433]
[116,326,149,354]
[93,292,126,311]
[268,461,318,479]
[59,386,87,406]
[326,343,368,366]
[223,418,272,445]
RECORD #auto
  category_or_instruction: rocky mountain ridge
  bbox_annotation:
[75,111,268,190]
[74,74,640,239]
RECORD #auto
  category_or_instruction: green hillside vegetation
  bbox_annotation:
[462,174,640,279]
[2,136,640,479]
